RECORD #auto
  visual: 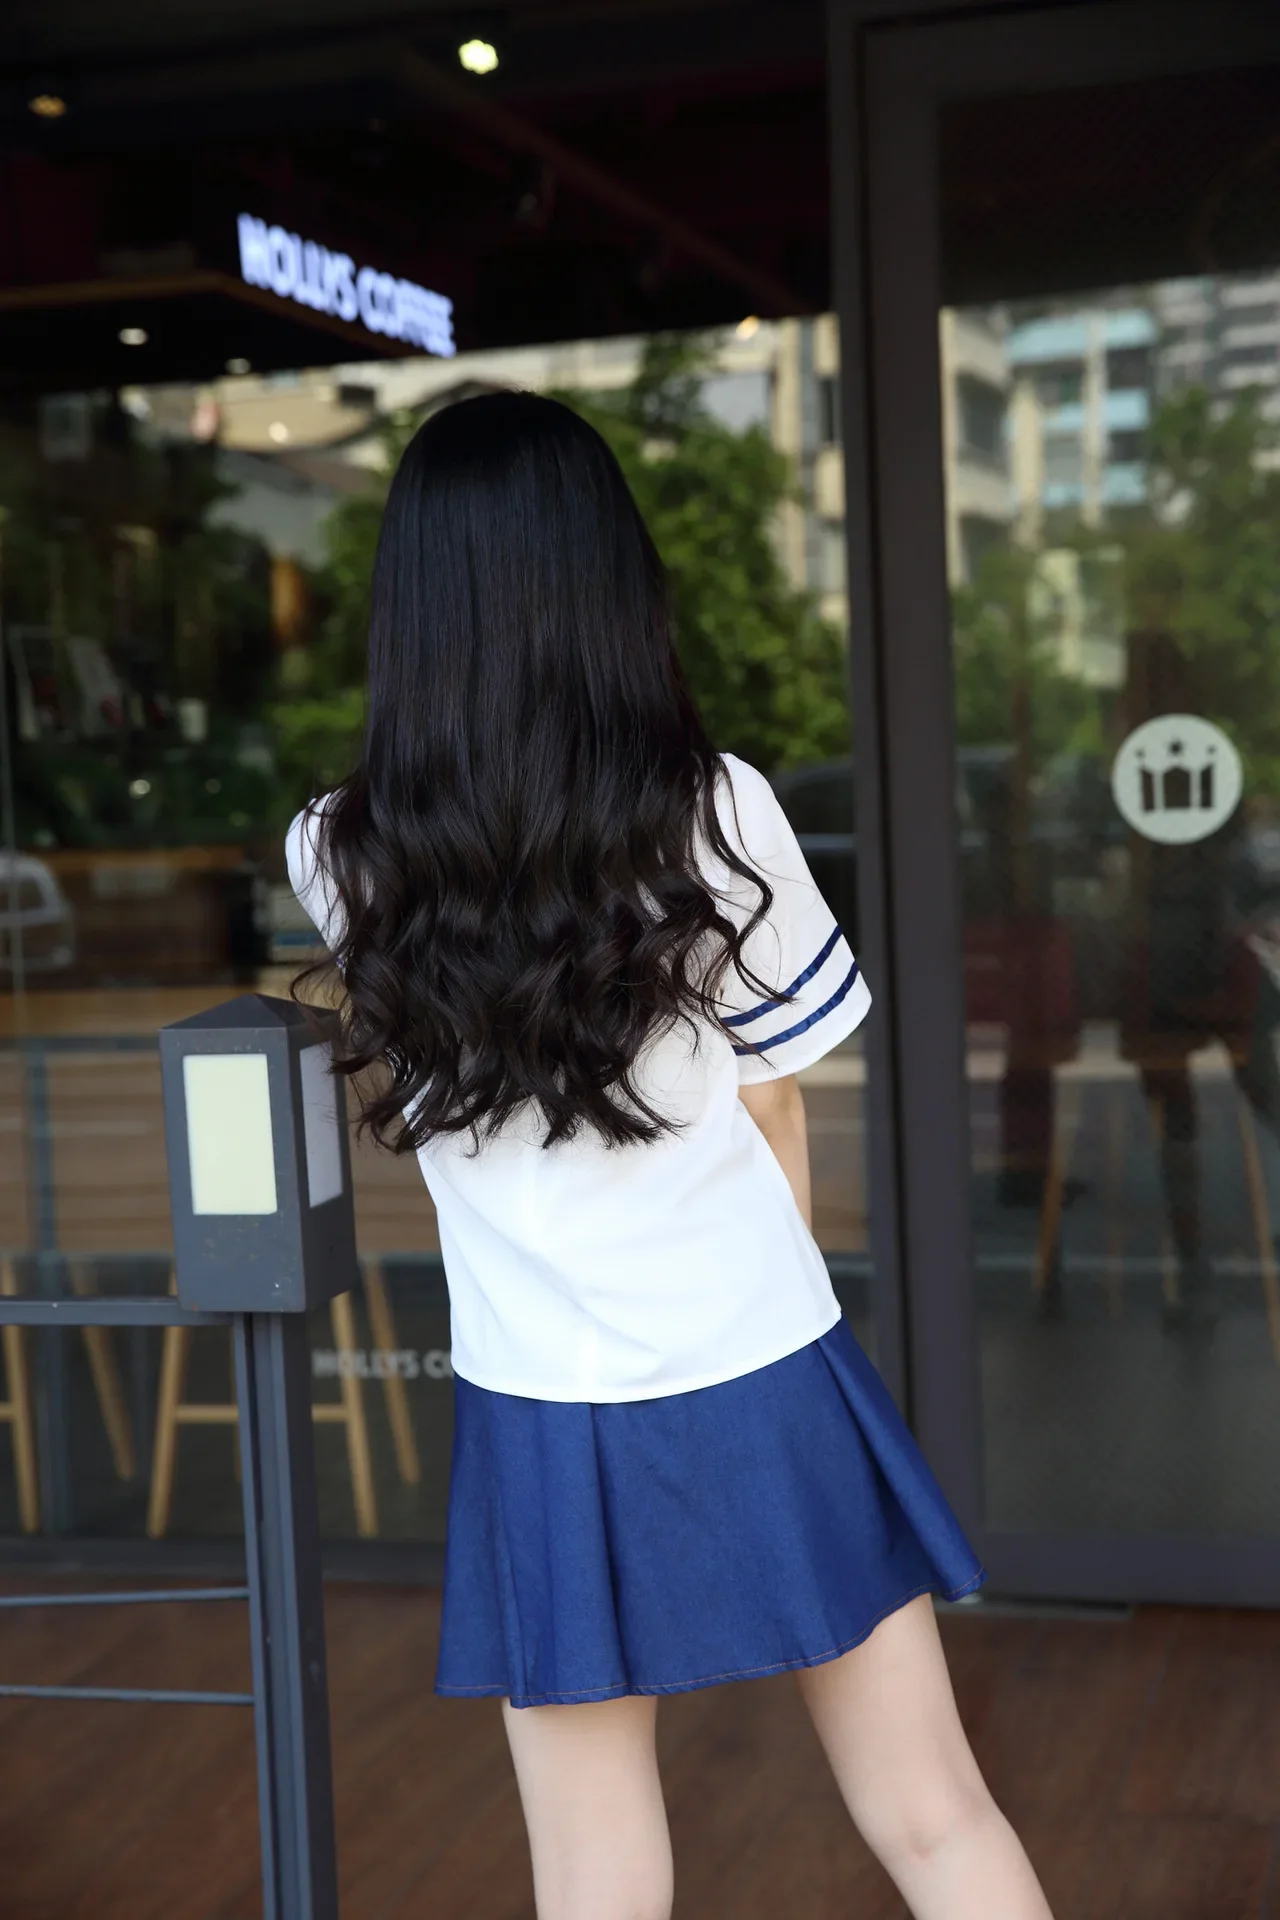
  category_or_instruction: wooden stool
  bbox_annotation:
[361,1260,422,1489]
[43,1047,169,1486]
[68,1262,137,1481]
[146,1284,379,1538]
[0,1256,137,1526]
[34,1032,428,1535]
[345,1107,462,1492]
[0,1257,39,1533]
[0,1049,139,1531]
[1235,1090,1280,1366]
[1033,1051,1280,1355]
[1031,1075,1083,1302]
[260,990,436,1493]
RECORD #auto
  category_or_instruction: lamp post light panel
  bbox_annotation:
[160,995,358,1315]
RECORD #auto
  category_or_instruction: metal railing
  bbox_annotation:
[0,998,352,1918]
[0,1291,340,1918]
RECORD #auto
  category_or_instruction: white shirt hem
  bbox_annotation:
[450,1301,846,1405]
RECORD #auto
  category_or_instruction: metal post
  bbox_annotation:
[235,1312,339,1920]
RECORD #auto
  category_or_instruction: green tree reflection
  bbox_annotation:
[954,385,1280,798]
[278,334,851,808]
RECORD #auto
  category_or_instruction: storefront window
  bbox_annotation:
[944,270,1280,1537]
[1,321,867,1546]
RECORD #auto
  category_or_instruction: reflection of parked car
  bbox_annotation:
[0,853,75,971]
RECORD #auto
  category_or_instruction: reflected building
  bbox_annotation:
[940,308,1013,586]
[1155,271,1280,407]
[1005,306,1155,526]
[151,317,854,626]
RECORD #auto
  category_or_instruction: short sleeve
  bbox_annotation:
[713,755,871,1084]
[285,797,344,954]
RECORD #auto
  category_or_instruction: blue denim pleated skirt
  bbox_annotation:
[435,1316,983,1709]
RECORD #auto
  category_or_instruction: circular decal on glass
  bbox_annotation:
[1111,713,1242,845]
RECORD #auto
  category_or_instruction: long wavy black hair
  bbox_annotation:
[301,390,778,1151]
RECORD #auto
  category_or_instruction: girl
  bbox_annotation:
[287,392,1053,1920]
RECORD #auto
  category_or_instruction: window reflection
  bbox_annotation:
[0,321,870,1542]
[944,273,1280,1536]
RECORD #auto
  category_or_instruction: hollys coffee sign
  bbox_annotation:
[237,213,456,357]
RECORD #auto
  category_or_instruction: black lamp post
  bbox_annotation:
[0,993,351,1916]
[159,993,353,1919]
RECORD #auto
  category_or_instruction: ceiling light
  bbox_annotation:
[735,315,760,340]
[28,93,68,119]
[458,38,499,74]
[225,356,251,376]
[118,326,148,346]
[268,421,290,444]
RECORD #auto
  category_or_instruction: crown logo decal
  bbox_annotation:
[1112,715,1241,846]
[1136,737,1218,815]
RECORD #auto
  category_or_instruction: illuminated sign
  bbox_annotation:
[237,213,455,358]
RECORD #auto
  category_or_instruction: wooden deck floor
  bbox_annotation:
[0,1584,1276,1918]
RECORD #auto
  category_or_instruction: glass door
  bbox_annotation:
[854,0,1280,1600]
[948,276,1280,1540]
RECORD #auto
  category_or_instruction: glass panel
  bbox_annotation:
[0,318,869,1544]
[943,263,1280,1535]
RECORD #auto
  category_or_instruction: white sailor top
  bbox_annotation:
[287,752,871,1404]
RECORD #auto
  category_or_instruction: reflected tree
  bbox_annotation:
[281,335,853,815]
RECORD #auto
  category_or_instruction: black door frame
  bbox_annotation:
[829,0,1280,1605]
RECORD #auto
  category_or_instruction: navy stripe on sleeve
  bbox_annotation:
[722,925,843,1029]
[731,960,861,1057]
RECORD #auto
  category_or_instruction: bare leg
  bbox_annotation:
[797,1595,1053,1919]
[502,1694,673,1920]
